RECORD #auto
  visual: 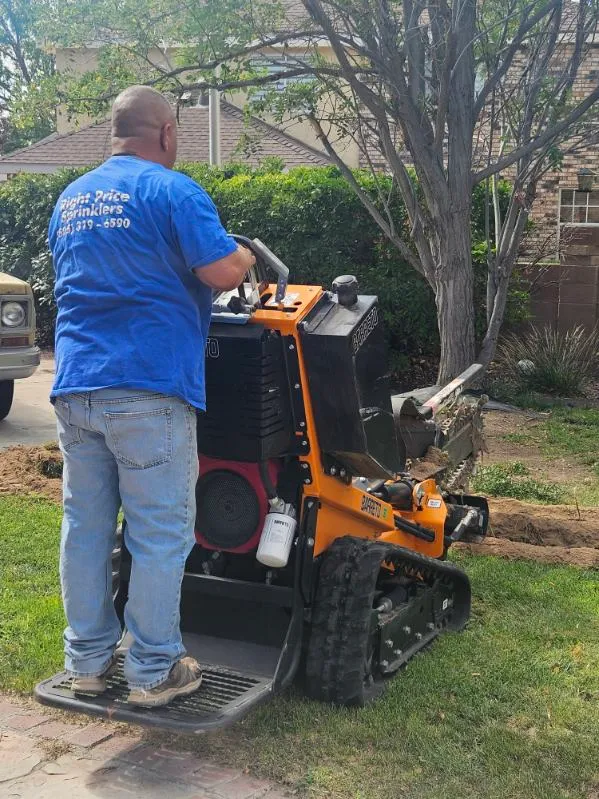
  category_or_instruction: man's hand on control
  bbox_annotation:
[194,243,256,291]
[239,244,257,270]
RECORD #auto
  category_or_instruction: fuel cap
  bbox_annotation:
[332,274,359,306]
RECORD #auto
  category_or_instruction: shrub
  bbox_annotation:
[0,163,519,357]
[180,164,439,356]
[0,165,435,351]
[497,325,599,397]
[0,167,89,345]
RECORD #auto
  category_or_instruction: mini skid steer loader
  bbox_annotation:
[36,237,488,732]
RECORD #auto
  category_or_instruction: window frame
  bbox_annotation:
[558,187,599,250]
[248,54,311,101]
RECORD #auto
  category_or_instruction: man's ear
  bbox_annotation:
[160,121,173,152]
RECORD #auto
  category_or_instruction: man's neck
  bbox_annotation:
[111,138,165,166]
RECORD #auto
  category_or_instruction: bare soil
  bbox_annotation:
[0,444,63,503]
[481,410,589,484]
[455,497,599,567]
[487,497,599,549]
[466,410,599,567]
[455,538,599,568]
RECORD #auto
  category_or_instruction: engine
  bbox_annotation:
[195,456,280,553]
[195,322,301,566]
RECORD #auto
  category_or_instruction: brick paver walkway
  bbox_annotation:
[0,697,291,798]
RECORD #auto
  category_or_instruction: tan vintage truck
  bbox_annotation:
[0,273,41,420]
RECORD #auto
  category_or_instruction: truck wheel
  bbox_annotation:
[0,380,14,421]
[304,537,390,707]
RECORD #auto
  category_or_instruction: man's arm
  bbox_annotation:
[194,245,256,291]
[172,187,256,291]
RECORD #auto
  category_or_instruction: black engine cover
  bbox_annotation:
[300,294,400,479]
[198,323,296,462]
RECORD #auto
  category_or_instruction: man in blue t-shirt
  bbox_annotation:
[48,85,255,707]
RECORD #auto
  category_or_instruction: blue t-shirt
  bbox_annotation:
[48,155,236,409]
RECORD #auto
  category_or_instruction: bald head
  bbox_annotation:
[111,86,178,168]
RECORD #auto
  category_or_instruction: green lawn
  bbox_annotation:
[0,495,64,691]
[1,495,599,799]
[488,407,599,506]
[471,461,566,504]
[539,407,599,475]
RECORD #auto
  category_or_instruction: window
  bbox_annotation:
[559,189,599,225]
[249,55,310,100]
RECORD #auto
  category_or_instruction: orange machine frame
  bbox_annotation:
[252,285,446,560]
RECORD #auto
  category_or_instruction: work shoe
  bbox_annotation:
[71,656,118,696]
[127,657,203,708]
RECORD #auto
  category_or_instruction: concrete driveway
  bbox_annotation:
[0,353,56,449]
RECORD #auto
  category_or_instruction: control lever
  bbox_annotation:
[249,238,290,304]
[230,235,290,304]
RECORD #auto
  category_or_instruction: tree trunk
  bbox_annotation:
[432,0,476,385]
[435,254,476,384]
[477,258,515,368]
[434,217,476,385]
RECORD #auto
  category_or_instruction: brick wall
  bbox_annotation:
[497,42,599,258]
[529,227,599,332]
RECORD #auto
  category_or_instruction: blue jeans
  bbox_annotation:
[54,389,198,689]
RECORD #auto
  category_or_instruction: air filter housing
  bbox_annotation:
[198,323,296,462]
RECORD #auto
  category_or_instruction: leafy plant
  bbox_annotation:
[497,325,599,397]
[472,461,564,504]
[0,164,523,355]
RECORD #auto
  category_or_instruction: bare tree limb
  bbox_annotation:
[473,0,561,119]
[474,84,599,183]
[306,113,424,275]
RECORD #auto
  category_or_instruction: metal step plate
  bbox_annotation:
[35,655,273,733]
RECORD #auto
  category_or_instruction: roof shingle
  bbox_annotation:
[0,102,331,170]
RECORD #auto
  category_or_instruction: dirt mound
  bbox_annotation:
[0,445,63,503]
[455,537,599,569]
[487,498,599,549]
[455,497,599,567]
[410,447,449,481]
[474,410,599,567]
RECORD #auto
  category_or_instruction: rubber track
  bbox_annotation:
[305,537,470,706]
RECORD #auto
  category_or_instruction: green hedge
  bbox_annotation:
[0,162,516,352]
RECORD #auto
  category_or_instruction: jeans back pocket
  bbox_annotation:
[105,408,172,469]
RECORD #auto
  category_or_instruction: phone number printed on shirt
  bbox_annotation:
[57,217,131,238]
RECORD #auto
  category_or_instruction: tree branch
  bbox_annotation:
[306,113,424,275]
[473,85,599,184]
[473,0,561,119]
